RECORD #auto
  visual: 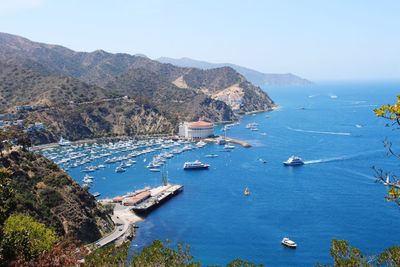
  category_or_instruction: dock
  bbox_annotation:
[204,137,252,148]
[130,184,183,214]
[225,137,252,148]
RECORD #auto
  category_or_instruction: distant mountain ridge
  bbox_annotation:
[157,57,312,87]
[0,32,275,143]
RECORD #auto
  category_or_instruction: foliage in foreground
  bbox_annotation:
[1,213,58,262]
[85,240,264,267]
[317,240,400,267]
[374,95,400,205]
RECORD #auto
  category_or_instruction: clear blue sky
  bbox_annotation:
[0,0,399,81]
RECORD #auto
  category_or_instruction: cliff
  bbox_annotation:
[0,149,114,243]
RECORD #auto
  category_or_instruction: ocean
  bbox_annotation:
[63,81,400,266]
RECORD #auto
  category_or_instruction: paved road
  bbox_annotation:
[95,206,131,247]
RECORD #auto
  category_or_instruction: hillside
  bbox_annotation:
[157,57,312,87]
[25,98,176,144]
[0,149,114,243]
[0,61,111,112]
[0,32,275,114]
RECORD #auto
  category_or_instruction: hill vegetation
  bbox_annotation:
[0,32,275,144]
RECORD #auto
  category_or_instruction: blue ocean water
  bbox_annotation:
[65,81,400,266]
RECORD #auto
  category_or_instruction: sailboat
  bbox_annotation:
[383,175,390,185]
[244,187,251,196]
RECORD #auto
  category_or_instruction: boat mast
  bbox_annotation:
[162,163,168,186]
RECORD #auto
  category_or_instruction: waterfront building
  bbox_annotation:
[179,120,214,139]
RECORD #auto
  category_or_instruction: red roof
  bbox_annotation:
[188,120,213,128]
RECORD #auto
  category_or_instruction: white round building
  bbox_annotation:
[179,120,214,139]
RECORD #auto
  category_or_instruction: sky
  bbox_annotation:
[0,0,399,81]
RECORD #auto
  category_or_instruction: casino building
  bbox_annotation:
[179,120,214,139]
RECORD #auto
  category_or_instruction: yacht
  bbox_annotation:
[115,165,126,173]
[183,160,209,170]
[281,237,297,248]
[224,144,235,150]
[205,154,218,158]
[283,156,304,166]
[244,187,251,196]
[59,137,71,146]
[149,168,161,172]
[196,141,207,148]
[83,174,94,183]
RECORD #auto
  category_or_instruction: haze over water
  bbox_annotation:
[66,82,400,266]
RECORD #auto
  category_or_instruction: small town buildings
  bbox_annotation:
[179,120,214,139]
[27,122,46,133]
[15,105,33,112]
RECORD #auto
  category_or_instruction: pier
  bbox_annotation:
[204,137,252,148]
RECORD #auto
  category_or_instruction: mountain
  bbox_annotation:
[157,57,312,87]
[0,148,114,243]
[0,32,275,143]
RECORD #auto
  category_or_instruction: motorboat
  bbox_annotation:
[59,137,71,146]
[183,160,209,170]
[205,154,218,158]
[224,144,235,150]
[283,156,304,166]
[281,237,297,248]
[115,165,126,173]
[196,141,207,148]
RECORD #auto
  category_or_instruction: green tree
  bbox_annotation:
[226,258,265,267]
[0,168,14,226]
[84,242,130,267]
[318,239,400,267]
[374,96,400,205]
[1,213,58,261]
[130,240,200,267]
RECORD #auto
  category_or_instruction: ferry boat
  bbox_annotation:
[283,156,304,166]
[183,160,209,170]
[281,237,297,248]
[58,137,71,146]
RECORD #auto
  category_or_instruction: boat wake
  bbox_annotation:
[304,150,383,165]
[287,127,351,136]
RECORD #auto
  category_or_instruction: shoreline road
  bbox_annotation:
[94,204,143,248]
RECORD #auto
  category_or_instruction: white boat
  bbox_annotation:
[383,175,390,186]
[59,137,71,146]
[244,187,251,196]
[115,165,126,173]
[283,156,304,166]
[196,141,207,148]
[224,144,235,150]
[149,168,161,172]
[281,237,297,248]
[183,160,209,170]
[205,154,218,158]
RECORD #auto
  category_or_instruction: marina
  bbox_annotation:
[37,84,400,266]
